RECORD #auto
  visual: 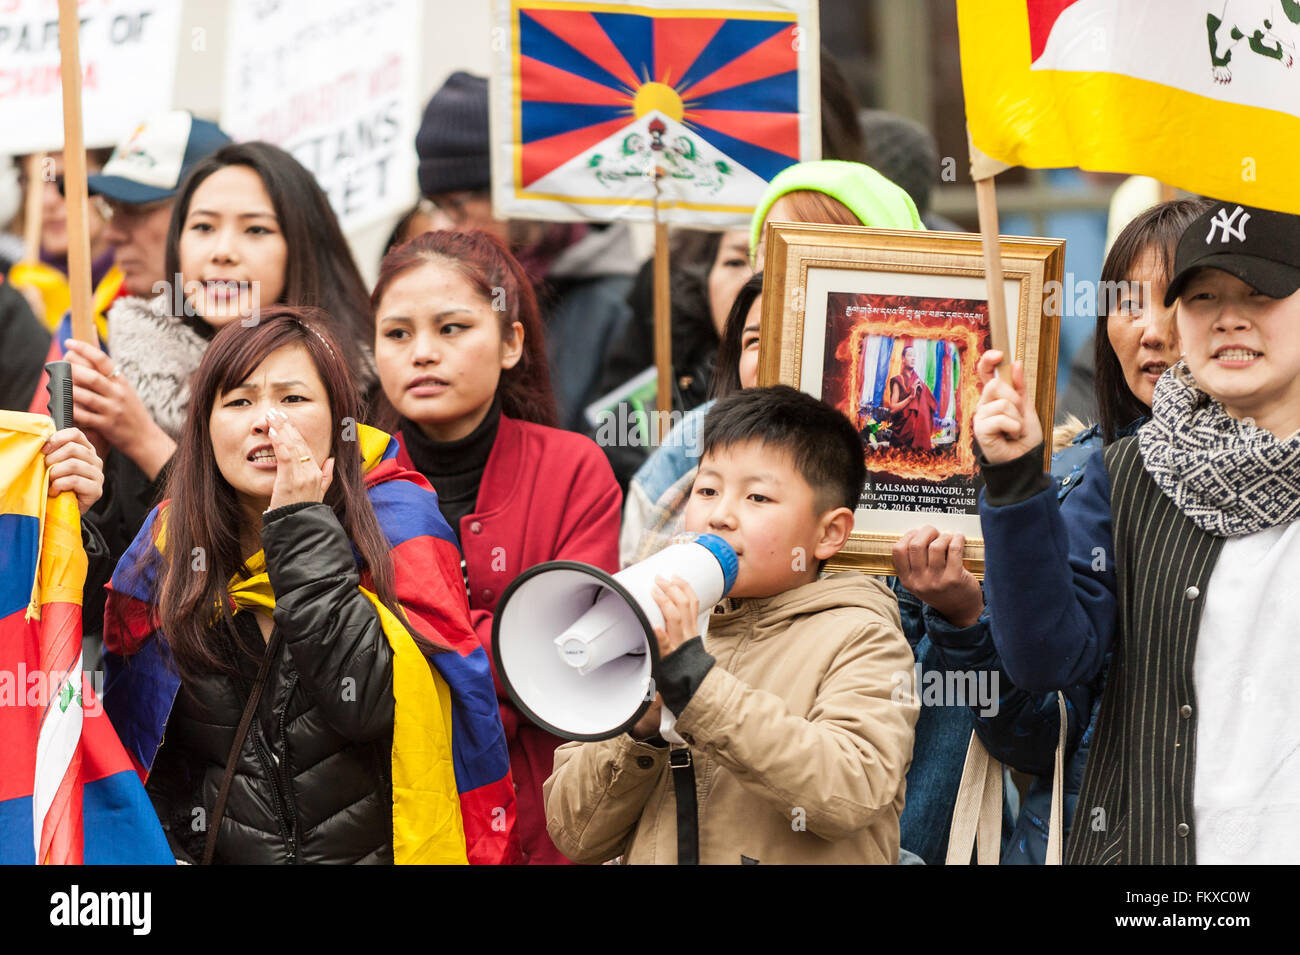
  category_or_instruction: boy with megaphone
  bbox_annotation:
[544,386,919,864]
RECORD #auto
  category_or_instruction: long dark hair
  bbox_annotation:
[370,229,558,427]
[709,272,765,400]
[164,142,374,388]
[1093,196,1214,442]
[152,308,422,678]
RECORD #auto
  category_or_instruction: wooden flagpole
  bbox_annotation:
[651,167,672,433]
[21,153,46,262]
[57,0,97,345]
[968,129,1013,384]
[974,176,1012,384]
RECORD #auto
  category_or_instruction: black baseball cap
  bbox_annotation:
[1164,202,1300,306]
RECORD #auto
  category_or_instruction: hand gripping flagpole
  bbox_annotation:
[33,362,84,865]
[32,0,93,867]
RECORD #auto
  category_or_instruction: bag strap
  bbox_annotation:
[945,690,1072,866]
[669,746,698,865]
[945,729,1003,864]
[202,629,280,865]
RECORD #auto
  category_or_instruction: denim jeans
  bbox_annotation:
[899,635,973,865]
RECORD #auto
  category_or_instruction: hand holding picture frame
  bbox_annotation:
[758,222,1065,577]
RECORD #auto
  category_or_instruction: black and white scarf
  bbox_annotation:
[1138,362,1300,537]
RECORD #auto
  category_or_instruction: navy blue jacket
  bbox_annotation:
[980,447,1118,693]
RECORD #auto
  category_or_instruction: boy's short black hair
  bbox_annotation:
[702,385,866,513]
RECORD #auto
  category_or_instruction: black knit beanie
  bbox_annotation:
[416,71,490,197]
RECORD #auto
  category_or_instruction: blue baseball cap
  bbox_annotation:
[87,111,232,205]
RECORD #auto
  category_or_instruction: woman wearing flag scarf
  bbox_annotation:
[371,229,620,864]
[102,308,518,864]
[886,344,938,451]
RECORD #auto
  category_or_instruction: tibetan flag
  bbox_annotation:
[491,0,820,227]
[0,410,171,864]
[959,0,1300,213]
[103,425,520,865]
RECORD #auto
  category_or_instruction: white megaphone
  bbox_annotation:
[492,533,738,741]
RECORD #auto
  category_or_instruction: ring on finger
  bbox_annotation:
[298,455,312,463]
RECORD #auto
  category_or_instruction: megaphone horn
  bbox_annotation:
[492,534,738,742]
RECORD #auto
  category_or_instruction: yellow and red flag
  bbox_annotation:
[0,411,171,864]
[958,0,1300,213]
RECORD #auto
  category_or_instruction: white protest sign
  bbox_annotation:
[221,0,421,232]
[0,0,181,154]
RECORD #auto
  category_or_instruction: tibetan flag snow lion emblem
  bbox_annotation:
[959,0,1300,214]
[490,0,820,227]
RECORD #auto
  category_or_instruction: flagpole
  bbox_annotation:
[965,128,1014,383]
[21,153,45,263]
[651,167,672,437]
[57,0,97,345]
[974,175,1012,384]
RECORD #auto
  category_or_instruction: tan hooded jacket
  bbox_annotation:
[544,572,919,864]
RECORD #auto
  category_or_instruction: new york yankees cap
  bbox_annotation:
[1165,202,1300,306]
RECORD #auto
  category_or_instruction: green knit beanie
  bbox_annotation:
[749,159,925,257]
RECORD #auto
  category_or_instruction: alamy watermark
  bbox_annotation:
[0,664,103,717]
[1044,276,1154,323]
[153,273,264,327]
[593,402,699,453]
[891,663,999,717]
[50,885,151,935]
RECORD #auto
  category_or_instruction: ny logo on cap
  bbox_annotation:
[1206,205,1250,245]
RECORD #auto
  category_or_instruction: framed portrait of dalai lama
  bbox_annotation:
[758,222,1064,577]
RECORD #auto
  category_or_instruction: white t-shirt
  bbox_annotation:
[1194,520,1300,863]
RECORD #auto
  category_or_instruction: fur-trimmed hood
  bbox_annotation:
[106,294,208,441]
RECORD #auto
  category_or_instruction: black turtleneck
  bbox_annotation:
[399,398,502,531]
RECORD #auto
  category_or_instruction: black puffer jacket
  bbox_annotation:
[146,502,396,864]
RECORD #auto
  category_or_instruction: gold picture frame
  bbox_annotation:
[758,221,1065,578]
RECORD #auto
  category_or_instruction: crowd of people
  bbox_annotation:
[2,59,1296,865]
